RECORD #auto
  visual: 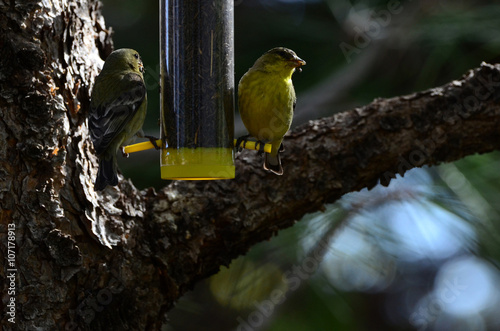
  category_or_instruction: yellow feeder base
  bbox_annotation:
[161,147,235,180]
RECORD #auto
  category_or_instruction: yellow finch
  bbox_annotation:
[88,48,148,191]
[238,47,305,175]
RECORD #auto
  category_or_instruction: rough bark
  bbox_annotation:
[1,1,500,330]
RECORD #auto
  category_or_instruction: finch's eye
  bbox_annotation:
[274,50,294,60]
[134,53,139,59]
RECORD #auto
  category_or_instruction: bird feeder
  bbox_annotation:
[122,1,273,179]
[159,0,235,180]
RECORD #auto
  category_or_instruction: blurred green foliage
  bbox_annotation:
[100,0,500,330]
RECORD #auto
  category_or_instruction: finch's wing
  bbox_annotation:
[89,73,146,155]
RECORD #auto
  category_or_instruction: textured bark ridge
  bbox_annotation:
[1,1,500,330]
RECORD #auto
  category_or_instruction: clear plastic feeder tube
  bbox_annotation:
[160,0,235,180]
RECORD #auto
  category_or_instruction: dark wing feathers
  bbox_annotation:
[89,73,146,155]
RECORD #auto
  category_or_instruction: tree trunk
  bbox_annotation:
[1,1,500,330]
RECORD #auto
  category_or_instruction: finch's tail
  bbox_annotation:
[264,153,283,175]
[94,157,118,191]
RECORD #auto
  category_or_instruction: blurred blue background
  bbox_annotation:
[101,0,500,330]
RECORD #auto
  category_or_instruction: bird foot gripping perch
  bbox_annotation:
[235,134,251,152]
[121,147,129,158]
[235,135,272,154]
[121,135,160,158]
[144,135,161,150]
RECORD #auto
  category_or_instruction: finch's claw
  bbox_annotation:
[145,135,161,150]
[121,147,130,158]
[278,143,285,153]
[236,135,251,153]
[256,141,266,155]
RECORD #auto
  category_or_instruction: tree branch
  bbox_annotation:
[146,63,500,313]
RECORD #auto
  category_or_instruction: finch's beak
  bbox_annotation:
[139,62,145,74]
[290,56,306,73]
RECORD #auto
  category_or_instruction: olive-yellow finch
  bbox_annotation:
[238,47,305,175]
[88,48,147,191]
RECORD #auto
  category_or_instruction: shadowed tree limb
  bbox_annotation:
[144,62,500,324]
